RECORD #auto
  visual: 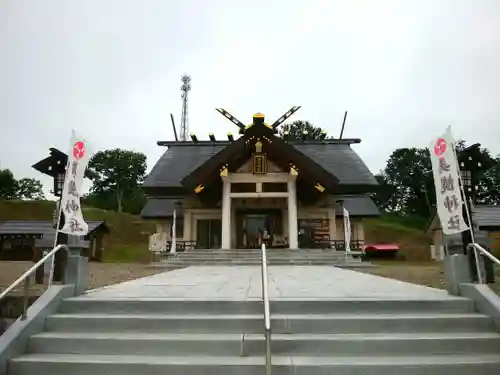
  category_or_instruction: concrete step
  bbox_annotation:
[171,250,361,255]
[165,260,364,266]
[167,257,360,261]
[172,255,357,260]
[167,253,364,258]
[173,254,359,259]
[44,313,493,334]
[10,353,500,375]
[150,263,372,270]
[175,250,355,255]
[167,259,363,263]
[59,298,476,315]
[28,331,500,356]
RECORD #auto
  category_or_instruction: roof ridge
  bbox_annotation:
[157,139,361,147]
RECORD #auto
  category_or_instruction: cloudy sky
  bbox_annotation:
[1,0,500,199]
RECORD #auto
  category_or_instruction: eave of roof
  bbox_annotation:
[156,138,362,147]
[140,195,379,219]
[0,220,108,235]
[143,134,377,192]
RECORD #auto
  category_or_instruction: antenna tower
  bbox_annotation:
[180,75,191,141]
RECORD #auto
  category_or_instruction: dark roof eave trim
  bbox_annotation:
[335,213,380,217]
[477,225,500,230]
[157,138,362,147]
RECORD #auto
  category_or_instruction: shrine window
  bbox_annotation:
[262,183,288,193]
[231,183,256,193]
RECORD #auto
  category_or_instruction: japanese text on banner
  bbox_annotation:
[60,131,92,236]
[429,129,468,235]
[343,207,351,252]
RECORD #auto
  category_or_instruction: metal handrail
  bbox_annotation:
[0,244,69,320]
[260,243,272,375]
[468,242,500,284]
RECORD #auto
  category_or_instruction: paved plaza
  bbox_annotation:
[84,266,457,300]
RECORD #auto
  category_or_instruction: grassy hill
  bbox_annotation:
[0,200,156,263]
[364,215,431,261]
[0,200,432,263]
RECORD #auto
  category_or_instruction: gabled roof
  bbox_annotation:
[143,139,378,191]
[426,204,500,234]
[472,205,500,229]
[0,220,108,241]
[335,196,380,216]
[140,198,183,219]
[143,143,227,191]
[140,196,379,219]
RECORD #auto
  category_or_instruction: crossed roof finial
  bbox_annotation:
[215,106,301,134]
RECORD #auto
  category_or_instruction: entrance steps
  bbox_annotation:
[153,248,370,269]
[8,297,500,374]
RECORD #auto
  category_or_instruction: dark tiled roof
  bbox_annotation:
[293,144,377,186]
[335,196,380,216]
[0,220,107,234]
[0,221,47,235]
[472,205,500,228]
[427,205,500,232]
[140,196,379,218]
[35,232,90,249]
[0,221,108,248]
[140,198,184,219]
[143,144,227,189]
[143,142,377,188]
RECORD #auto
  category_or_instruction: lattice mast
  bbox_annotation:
[179,75,191,141]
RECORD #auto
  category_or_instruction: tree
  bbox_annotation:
[375,148,435,218]
[16,178,45,200]
[279,120,327,140]
[86,149,147,213]
[374,140,500,218]
[0,168,18,200]
[0,169,45,201]
[477,157,500,204]
[372,173,396,212]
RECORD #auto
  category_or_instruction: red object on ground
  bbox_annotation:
[364,244,400,252]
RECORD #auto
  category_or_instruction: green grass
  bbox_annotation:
[376,213,429,230]
[0,200,156,263]
[1,201,433,263]
[364,215,431,261]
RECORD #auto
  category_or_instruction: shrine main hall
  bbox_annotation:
[141,109,380,251]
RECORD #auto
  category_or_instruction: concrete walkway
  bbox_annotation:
[83,266,457,300]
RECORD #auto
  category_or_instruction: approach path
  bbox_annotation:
[83,266,457,300]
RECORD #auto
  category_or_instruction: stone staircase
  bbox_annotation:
[8,296,500,374]
[154,248,369,268]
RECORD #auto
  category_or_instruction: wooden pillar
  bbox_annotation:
[287,180,298,249]
[221,180,231,249]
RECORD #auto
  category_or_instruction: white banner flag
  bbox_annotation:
[170,209,177,254]
[343,207,351,253]
[60,130,92,236]
[429,128,468,235]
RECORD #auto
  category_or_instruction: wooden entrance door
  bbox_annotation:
[196,219,222,249]
[236,209,282,248]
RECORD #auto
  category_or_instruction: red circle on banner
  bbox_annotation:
[434,138,447,156]
[73,141,85,159]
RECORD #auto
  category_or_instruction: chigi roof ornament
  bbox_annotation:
[215,106,302,135]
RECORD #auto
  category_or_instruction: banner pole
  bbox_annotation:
[449,133,475,244]
[449,129,481,282]
[48,158,69,288]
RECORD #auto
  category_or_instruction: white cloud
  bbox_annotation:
[1,0,500,198]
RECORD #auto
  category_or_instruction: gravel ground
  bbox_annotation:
[1,260,499,297]
[361,261,500,295]
[0,261,163,296]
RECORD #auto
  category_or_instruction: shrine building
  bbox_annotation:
[141,108,380,250]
